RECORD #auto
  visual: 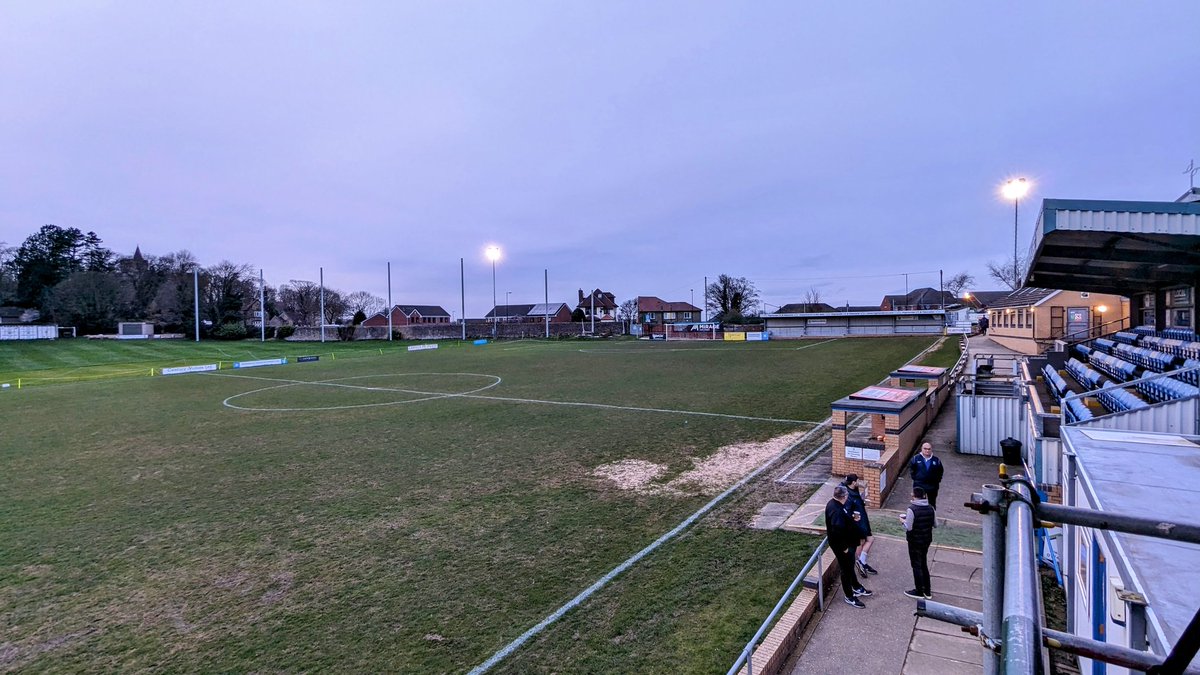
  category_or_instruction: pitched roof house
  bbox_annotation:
[576,289,618,321]
[361,304,452,327]
[637,296,702,325]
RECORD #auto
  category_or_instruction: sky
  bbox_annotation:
[2,2,1198,318]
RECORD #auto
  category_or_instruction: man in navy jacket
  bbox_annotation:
[908,442,945,508]
[826,484,872,608]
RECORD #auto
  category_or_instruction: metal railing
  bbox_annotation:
[922,458,1200,674]
[727,538,829,675]
[1059,363,1200,428]
[1055,315,1132,346]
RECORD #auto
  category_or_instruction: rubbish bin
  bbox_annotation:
[1000,437,1023,466]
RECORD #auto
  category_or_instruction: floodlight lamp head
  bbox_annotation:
[485,245,502,262]
[1002,177,1030,200]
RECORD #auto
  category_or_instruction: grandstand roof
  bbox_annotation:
[1026,197,1200,295]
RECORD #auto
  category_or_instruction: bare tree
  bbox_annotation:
[618,298,638,332]
[278,280,322,326]
[986,255,1027,290]
[802,286,822,307]
[705,274,760,322]
[202,261,255,328]
[343,291,384,321]
[321,289,348,325]
[944,271,976,298]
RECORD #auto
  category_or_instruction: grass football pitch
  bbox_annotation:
[1,336,943,672]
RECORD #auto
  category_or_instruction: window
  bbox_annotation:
[1174,309,1192,328]
[683,312,692,320]
[663,312,676,320]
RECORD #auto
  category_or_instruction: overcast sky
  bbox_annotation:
[2,2,1197,316]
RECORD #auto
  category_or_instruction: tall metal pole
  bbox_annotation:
[703,276,707,322]
[940,269,945,325]
[1014,197,1020,289]
[193,266,200,342]
[544,269,549,338]
[387,261,392,341]
[981,485,1006,675]
[319,267,326,343]
[260,268,266,342]
[590,290,595,334]
[492,258,497,337]
[460,258,466,341]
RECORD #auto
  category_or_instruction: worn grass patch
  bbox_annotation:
[0,336,936,670]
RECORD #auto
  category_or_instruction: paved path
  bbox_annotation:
[785,539,984,675]
[786,349,1008,674]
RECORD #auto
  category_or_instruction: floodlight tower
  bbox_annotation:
[485,245,501,336]
[1002,177,1031,289]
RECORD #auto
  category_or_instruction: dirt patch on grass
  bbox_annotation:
[592,459,669,491]
[594,428,814,497]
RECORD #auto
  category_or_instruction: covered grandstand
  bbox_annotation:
[925,190,1200,673]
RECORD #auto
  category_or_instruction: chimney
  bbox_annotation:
[579,289,585,304]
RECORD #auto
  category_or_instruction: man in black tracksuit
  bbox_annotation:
[901,486,937,599]
[826,484,872,608]
[908,441,945,508]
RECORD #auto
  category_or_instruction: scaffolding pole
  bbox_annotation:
[917,600,1200,675]
[1002,478,1042,674]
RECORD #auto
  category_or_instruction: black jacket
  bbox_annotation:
[825,498,858,550]
[909,454,944,490]
[843,482,871,533]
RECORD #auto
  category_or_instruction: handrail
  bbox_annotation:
[1056,315,1131,346]
[727,537,829,675]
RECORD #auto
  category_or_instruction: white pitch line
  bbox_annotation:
[466,420,832,675]
[454,392,819,426]
[211,371,819,425]
[792,337,841,351]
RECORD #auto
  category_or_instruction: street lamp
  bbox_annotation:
[1002,177,1031,289]
[485,245,501,336]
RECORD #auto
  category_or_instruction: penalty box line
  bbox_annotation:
[208,371,821,426]
[466,417,833,674]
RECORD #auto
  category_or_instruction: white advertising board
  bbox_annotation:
[234,358,287,369]
[162,364,219,375]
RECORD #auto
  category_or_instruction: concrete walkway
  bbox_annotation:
[782,349,1010,674]
[785,539,984,675]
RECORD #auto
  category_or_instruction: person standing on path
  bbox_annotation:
[826,484,873,608]
[900,486,937,600]
[908,441,944,508]
[978,314,989,335]
[841,474,877,576]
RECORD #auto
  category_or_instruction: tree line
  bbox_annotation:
[0,225,384,337]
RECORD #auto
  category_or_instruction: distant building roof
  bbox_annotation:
[637,296,701,313]
[484,303,536,319]
[963,290,1011,308]
[881,287,958,309]
[987,288,1058,309]
[576,289,618,311]
[528,302,570,316]
[778,302,835,314]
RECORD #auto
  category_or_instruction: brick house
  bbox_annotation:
[361,304,452,327]
[576,289,618,322]
[637,296,702,327]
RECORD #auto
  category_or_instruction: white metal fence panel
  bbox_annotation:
[957,392,1027,456]
[1073,398,1198,435]
[0,325,57,340]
